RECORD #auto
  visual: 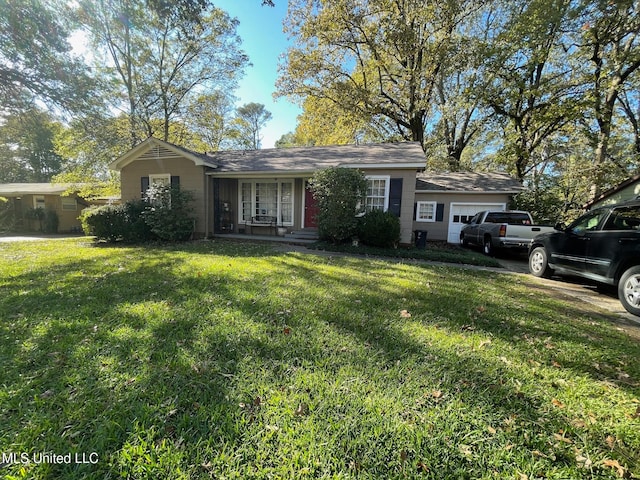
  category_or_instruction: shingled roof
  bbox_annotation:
[207,142,426,174]
[416,172,523,193]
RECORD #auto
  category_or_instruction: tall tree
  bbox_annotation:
[78,0,248,146]
[184,91,237,152]
[0,0,94,112]
[577,0,640,198]
[0,108,64,182]
[232,102,272,149]
[277,0,484,152]
[479,0,581,181]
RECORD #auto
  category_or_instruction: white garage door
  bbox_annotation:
[448,203,506,243]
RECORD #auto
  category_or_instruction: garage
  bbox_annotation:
[413,172,522,243]
[447,203,506,243]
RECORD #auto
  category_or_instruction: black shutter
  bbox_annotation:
[388,178,403,217]
[436,203,445,222]
[170,176,180,189]
[141,177,149,198]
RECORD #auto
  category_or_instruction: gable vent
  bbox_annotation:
[139,144,182,161]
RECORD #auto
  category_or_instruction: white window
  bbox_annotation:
[416,201,437,222]
[33,195,45,209]
[61,197,77,211]
[365,176,390,212]
[149,173,171,187]
[239,180,294,225]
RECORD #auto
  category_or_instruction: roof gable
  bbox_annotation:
[109,137,217,170]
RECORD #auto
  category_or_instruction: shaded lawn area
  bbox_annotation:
[0,238,639,479]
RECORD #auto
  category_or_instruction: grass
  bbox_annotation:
[310,241,503,268]
[0,237,639,479]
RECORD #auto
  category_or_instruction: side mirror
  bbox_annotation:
[554,222,566,231]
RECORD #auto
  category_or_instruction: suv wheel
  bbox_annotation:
[618,266,640,316]
[529,246,553,278]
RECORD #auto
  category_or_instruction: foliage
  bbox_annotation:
[309,167,368,243]
[0,197,13,232]
[80,201,154,243]
[0,238,639,479]
[0,0,95,112]
[357,209,401,248]
[78,0,248,146]
[0,108,65,182]
[42,210,59,234]
[231,102,273,150]
[142,184,196,241]
[80,185,195,242]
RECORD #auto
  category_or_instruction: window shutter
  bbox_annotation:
[141,177,149,198]
[436,203,445,222]
[171,176,180,188]
[388,178,403,217]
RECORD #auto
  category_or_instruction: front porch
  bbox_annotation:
[213,229,318,245]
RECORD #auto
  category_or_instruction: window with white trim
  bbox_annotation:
[239,180,294,225]
[365,176,390,212]
[33,195,45,209]
[61,197,77,211]
[149,173,171,187]
[416,201,437,222]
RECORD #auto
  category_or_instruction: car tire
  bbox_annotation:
[529,246,553,278]
[483,237,493,256]
[460,233,469,247]
[618,266,640,316]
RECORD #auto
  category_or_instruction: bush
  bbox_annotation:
[142,185,195,241]
[80,185,195,243]
[42,210,59,234]
[357,209,401,248]
[80,200,155,243]
[310,167,368,243]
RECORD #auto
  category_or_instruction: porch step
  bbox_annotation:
[285,230,319,240]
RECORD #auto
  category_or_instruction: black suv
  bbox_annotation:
[528,199,640,316]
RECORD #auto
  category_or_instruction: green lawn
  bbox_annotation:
[0,238,638,479]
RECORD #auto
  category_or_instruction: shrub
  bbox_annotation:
[357,209,401,248]
[42,210,59,234]
[309,167,368,243]
[142,185,195,241]
[0,197,14,232]
[80,200,154,243]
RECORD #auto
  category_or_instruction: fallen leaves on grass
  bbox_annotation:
[602,458,626,477]
[400,309,412,318]
[551,398,565,408]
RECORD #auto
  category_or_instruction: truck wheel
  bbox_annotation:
[618,266,640,316]
[483,237,493,256]
[460,233,469,247]
[529,246,553,278]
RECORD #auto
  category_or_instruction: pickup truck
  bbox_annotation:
[460,210,554,255]
[528,199,640,316]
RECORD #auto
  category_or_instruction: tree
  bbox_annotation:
[479,0,582,181]
[576,0,640,198]
[232,102,272,149]
[184,91,237,152]
[0,108,64,182]
[78,0,248,146]
[0,0,94,112]
[277,0,484,152]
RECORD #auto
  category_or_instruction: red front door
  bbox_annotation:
[304,184,319,228]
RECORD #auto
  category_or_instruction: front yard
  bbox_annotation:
[0,238,638,479]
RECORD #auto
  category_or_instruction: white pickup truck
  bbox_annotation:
[460,210,555,256]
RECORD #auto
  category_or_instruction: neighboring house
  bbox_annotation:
[584,172,640,210]
[110,137,522,244]
[414,172,524,243]
[0,183,95,233]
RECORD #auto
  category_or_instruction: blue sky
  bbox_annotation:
[216,0,302,148]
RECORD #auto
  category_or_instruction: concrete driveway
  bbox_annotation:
[497,254,640,326]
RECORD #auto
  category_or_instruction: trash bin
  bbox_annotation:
[414,230,427,249]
